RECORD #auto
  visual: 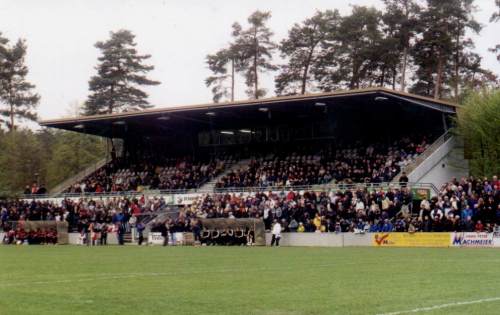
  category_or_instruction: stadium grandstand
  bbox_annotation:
[4,87,488,247]
[39,87,465,195]
[0,87,483,244]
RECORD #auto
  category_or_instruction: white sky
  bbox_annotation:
[0,0,499,121]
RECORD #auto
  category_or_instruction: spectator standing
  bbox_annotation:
[270,219,282,246]
[399,172,409,187]
[100,223,108,245]
[160,220,169,246]
[136,220,145,245]
[117,221,126,245]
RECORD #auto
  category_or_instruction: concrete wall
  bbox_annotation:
[265,232,372,247]
[266,232,344,247]
[343,233,373,246]
[409,136,469,187]
[419,145,469,187]
[68,232,119,245]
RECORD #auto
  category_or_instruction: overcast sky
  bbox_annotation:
[1,0,499,121]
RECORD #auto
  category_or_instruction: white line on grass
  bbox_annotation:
[0,263,337,288]
[376,297,500,315]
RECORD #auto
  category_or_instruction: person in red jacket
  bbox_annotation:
[16,228,27,244]
[475,220,484,232]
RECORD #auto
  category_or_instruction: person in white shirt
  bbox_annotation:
[270,219,282,246]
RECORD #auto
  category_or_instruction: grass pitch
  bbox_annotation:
[1,246,499,315]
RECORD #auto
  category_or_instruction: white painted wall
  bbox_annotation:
[410,136,469,187]
[265,232,372,247]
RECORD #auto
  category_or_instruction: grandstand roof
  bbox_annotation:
[39,88,459,138]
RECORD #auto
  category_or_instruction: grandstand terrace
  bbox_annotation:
[39,87,459,198]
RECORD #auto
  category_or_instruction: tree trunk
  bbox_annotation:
[379,66,386,87]
[400,47,408,91]
[350,63,359,89]
[301,46,315,95]
[254,54,258,99]
[109,85,115,114]
[8,79,14,132]
[231,58,235,102]
[434,53,444,99]
[454,29,461,100]
[9,103,14,132]
[254,28,259,99]
[392,66,396,90]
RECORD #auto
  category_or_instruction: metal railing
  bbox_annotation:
[49,157,109,195]
[393,131,452,182]
[20,181,438,201]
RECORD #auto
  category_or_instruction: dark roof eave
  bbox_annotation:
[38,88,459,127]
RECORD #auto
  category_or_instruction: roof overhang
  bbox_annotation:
[39,88,459,138]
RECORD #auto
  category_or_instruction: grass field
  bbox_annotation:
[1,246,500,315]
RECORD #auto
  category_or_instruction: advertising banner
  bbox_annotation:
[148,232,165,245]
[493,232,500,248]
[173,193,203,205]
[451,232,494,247]
[411,188,431,201]
[372,233,450,247]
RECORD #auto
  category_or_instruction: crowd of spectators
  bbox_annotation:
[57,135,431,196]
[1,195,170,245]
[5,175,498,245]
[65,156,232,194]
[188,175,499,233]
[216,136,431,188]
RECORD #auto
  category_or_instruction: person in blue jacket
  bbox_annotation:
[381,219,394,232]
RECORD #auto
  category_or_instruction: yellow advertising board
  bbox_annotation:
[372,233,450,247]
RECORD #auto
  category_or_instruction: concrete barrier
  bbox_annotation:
[68,232,119,245]
[343,233,372,246]
[266,232,344,247]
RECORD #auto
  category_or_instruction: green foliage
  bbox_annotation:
[0,128,106,194]
[84,30,160,115]
[45,130,106,188]
[456,89,500,177]
[313,6,384,90]
[0,36,40,130]
[0,129,46,194]
[205,1,497,101]
[410,0,484,99]
[382,0,421,90]
[275,10,341,95]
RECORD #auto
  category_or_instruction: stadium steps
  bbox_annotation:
[392,131,453,184]
[196,158,253,192]
[49,157,109,196]
[397,133,469,188]
[124,231,133,244]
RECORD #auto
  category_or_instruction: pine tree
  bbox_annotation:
[457,52,498,99]
[382,0,421,91]
[0,37,39,131]
[205,48,235,103]
[84,30,160,115]
[410,0,481,99]
[275,10,341,95]
[232,11,277,99]
[314,6,383,90]
[490,0,500,61]
[205,24,245,103]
